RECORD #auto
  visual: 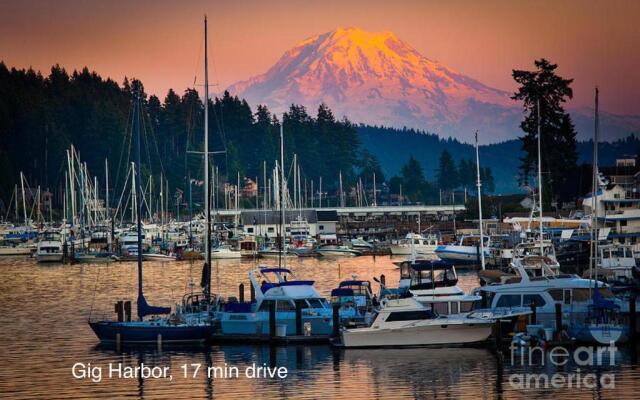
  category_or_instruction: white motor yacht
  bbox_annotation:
[340,297,494,348]
[582,243,636,283]
[474,259,625,330]
[218,267,334,336]
[389,260,480,315]
[316,244,362,257]
[36,231,63,263]
[390,233,439,256]
[208,244,242,259]
[434,235,491,264]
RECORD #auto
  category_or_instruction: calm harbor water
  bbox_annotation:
[0,255,639,399]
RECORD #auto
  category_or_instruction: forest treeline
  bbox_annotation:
[0,63,480,212]
[3,62,636,214]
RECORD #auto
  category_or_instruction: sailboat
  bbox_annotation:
[435,132,488,268]
[216,117,335,338]
[570,88,629,345]
[89,78,213,344]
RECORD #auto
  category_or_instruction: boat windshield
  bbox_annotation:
[410,266,457,289]
[386,310,436,322]
[307,298,328,309]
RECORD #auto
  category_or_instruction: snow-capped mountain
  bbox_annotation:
[228,27,637,143]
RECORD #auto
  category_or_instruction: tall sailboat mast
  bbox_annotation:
[537,98,544,259]
[203,15,212,298]
[590,88,600,281]
[280,121,286,268]
[133,88,145,319]
[474,131,485,270]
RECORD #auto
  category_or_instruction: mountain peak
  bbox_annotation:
[326,26,398,43]
[228,27,517,142]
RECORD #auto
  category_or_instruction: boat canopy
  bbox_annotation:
[260,267,292,274]
[339,280,369,287]
[260,280,316,293]
[331,288,356,297]
[409,260,453,271]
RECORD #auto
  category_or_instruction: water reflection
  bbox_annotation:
[0,256,638,399]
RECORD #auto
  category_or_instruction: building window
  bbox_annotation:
[247,227,254,233]
[268,227,274,233]
[319,225,325,231]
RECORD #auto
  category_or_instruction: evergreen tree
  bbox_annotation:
[436,149,458,190]
[481,167,495,193]
[512,59,578,202]
[457,159,472,189]
[359,149,385,183]
[400,157,429,202]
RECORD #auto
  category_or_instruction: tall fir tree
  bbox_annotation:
[512,59,578,202]
[400,157,430,202]
[436,149,459,191]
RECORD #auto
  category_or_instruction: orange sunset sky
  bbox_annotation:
[1,0,638,114]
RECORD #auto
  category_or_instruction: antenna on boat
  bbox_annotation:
[474,131,485,270]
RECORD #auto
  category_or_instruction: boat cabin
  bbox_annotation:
[457,235,490,246]
[331,280,374,309]
[239,238,258,257]
[395,260,478,315]
[396,260,458,289]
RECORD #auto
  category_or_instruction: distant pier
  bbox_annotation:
[213,205,466,241]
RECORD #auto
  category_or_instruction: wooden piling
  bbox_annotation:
[115,301,124,322]
[269,302,276,338]
[630,296,637,342]
[494,320,502,350]
[295,300,303,336]
[332,304,340,338]
[380,274,386,287]
[555,303,562,340]
[157,334,162,350]
[239,283,245,303]
[530,302,537,325]
[124,300,131,322]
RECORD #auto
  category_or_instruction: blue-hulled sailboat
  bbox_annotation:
[89,72,214,344]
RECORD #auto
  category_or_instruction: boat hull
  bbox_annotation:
[570,324,629,345]
[209,250,242,259]
[389,245,437,255]
[0,247,33,256]
[258,251,296,258]
[89,321,214,344]
[341,322,493,347]
[75,254,116,263]
[316,250,361,257]
[36,253,63,263]
[220,312,333,336]
[435,245,488,264]
[143,254,177,261]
